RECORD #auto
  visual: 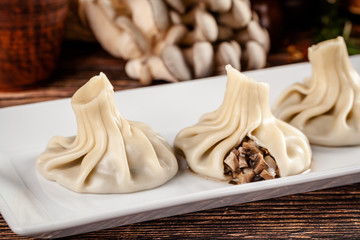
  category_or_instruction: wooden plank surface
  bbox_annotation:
[0,41,359,239]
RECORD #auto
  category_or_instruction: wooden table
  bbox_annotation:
[0,41,359,239]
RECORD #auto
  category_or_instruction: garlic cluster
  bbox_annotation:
[79,0,270,84]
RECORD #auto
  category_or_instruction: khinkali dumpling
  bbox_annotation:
[174,65,311,184]
[37,73,178,193]
[273,36,360,146]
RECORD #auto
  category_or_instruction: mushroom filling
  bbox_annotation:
[223,137,279,184]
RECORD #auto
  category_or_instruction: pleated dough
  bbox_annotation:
[37,73,178,193]
[273,36,360,146]
[174,65,311,181]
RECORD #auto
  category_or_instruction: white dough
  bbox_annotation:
[174,65,311,180]
[273,36,360,146]
[37,73,178,193]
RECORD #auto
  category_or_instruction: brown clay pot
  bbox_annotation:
[0,0,68,90]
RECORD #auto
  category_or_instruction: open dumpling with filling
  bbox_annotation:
[273,36,360,146]
[174,65,311,184]
[37,73,178,193]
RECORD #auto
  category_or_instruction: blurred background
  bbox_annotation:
[63,0,360,70]
[1,0,360,104]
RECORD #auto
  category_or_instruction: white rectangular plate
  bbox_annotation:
[1,56,360,238]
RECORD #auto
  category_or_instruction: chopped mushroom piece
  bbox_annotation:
[242,141,261,156]
[237,173,247,184]
[264,155,277,169]
[260,169,275,180]
[238,156,248,168]
[224,150,239,176]
[253,155,268,174]
[223,136,279,184]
